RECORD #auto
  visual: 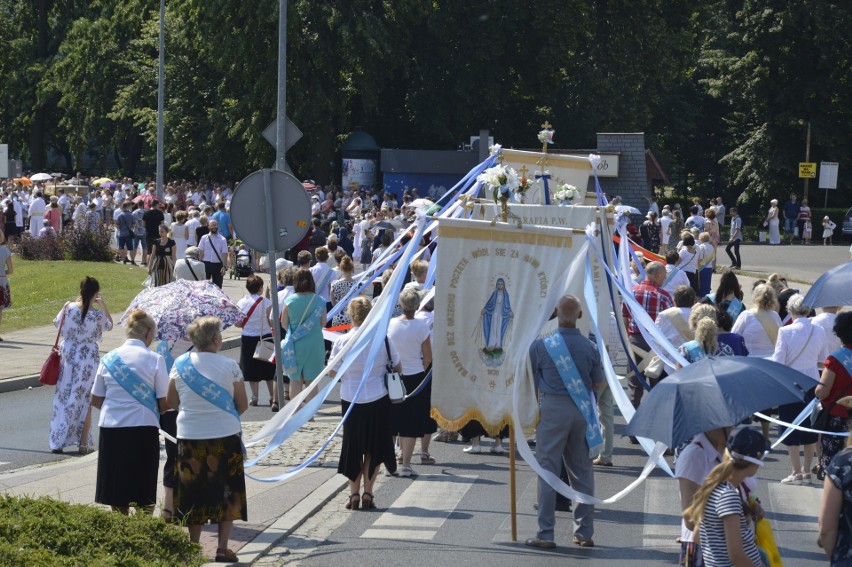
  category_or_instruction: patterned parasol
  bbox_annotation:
[119,279,243,341]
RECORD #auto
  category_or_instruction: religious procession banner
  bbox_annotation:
[432,217,593,435]
[470,203,614,339]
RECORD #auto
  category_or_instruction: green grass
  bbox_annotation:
[0,495,205,566]
[4,259,146,332]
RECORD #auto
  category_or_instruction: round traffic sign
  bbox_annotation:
[230,169,312,252]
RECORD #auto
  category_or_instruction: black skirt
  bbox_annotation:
[338,396,397,481]
[460,420,509,440]
[95,426,160,507]
[240,334,275,382]
[392,371,435,437]
[160,410,178,489]
[778,400,819,446]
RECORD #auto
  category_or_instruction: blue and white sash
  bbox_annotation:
[682,339,707,362]
[542,332,603,458]
[174,353,239,420]
[316,265,335,296]
[662,266,681,288]
[726,298,744,319]
[832,347,852,379]
[280,296,325,376]
[156,340,175,372]
[101,351,159,418]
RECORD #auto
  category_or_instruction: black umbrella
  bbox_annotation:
[625,356,818,448]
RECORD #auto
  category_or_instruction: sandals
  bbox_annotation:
[78,445,95,455]
[249,397,258,406]
[345,493,360,510]
[161,508,174,524]
[420,452,436,465]
[271,402,279,413]
[215,547,238,563]
[361,491,376,509]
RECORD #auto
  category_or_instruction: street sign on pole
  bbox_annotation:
[799,162,817,179]
[819,161,839,208]
[0,145,8,178]
[262,118,302,152]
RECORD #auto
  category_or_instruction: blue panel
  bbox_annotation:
[382,173,463,201]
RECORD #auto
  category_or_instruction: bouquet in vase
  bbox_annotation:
[477,164,520,202]
[554,183,580,205]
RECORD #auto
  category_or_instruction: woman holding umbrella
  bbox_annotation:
[815,312,852,475]
[148,224,176,287]
[772,294,829,485]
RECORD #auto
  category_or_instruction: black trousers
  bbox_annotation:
[204,261,224,288]
[725,240,741,268]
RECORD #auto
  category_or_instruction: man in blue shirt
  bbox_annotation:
[211,201,235,241]
[782,193,800,237]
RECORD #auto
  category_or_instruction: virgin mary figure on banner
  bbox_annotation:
[476,277,513,367]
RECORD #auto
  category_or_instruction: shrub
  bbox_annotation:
[62,225,115,262]
[12,232,64,260]
[0,495,205,566]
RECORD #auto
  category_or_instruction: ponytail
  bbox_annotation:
[695,318,719,355]
[79,276,100,321]
[683,451,753,528]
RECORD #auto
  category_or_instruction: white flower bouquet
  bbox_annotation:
[554,183,580,204]
[477,164,521,202]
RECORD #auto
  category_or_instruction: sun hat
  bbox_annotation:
[727,427,768,467]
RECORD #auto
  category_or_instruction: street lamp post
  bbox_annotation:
[156,0,165,200]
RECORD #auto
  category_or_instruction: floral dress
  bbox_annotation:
[49,303,112,450]
[827,448,852,564]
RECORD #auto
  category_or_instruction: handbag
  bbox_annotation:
[40,304,67,386]
[384,338,406,404]
[142,274,153,288]
[241,296,274,364]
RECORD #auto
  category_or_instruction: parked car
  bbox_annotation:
[843,206,852,238]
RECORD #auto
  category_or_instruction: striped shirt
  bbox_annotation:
[699,481,763,567]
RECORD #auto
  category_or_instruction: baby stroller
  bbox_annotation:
[230,245,253,280]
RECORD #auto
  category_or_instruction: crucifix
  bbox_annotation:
[536,121,554,205]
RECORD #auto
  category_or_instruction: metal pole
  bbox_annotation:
[262,169,286,400]
[509,423,517,541]
[156,0,165,200]
[275,0,288,171]
[803,121,811,202]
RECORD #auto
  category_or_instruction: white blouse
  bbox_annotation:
[388,317,431,375]
[330,328,401,404]
[770,317,829,381]
[731,309,782,358]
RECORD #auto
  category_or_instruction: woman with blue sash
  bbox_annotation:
[91,310,168,514]
[705,271,745,321]
[815,312,852,474]
[280,269,327,406]
[167,316,248,564]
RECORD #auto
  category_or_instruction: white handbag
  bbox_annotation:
[252,300,275,364]
[384,338,406,403]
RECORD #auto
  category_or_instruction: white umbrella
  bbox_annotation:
[30,173,53,182]
[614,204,641,215]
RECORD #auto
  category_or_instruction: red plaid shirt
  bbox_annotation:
[623,280,673,336]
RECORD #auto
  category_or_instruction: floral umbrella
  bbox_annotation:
[119,279,243,341]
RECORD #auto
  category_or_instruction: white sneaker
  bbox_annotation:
[780,473,802,485]
[397,466,417,478]
[463,445,482,454]
[490,445,507,455]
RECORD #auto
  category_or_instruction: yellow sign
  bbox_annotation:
[799,162,816,178]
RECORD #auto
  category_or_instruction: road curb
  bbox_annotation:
[230,472,348,566]
[0,337,243,394]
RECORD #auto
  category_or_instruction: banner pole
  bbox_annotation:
[509,422,518,541]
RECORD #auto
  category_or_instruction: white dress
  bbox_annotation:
[49,304,112,450]
[171,221,189,259]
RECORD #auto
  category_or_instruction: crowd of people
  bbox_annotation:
[13,172,849,564]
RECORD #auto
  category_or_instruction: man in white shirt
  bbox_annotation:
[684,206,705,232]
[185,210,201,246]
[57,189,71,230]
[662,250,690,296]
[197,219,229,288]
[715,197,726,228]
[659,210,673,254]
[813,306,841,353]
[310,246,338,303]
[654,285,696,377]
[173,246,206,281]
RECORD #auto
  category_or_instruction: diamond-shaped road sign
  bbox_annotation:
[262,118,303,152]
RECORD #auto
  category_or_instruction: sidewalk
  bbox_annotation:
[0,409,347,565]
[0,274,257,393]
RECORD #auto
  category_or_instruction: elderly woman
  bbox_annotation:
[280,269,327,408]
[167,316,248,564]
[236,275,274,407]
[388,289,433,477]
[91,310,168,514]
[329,297,401,510]
[815,312,852,475]
[772,294,829,485]
[50,276,113,454]
[330,256,357,329]
[731,284,782,358]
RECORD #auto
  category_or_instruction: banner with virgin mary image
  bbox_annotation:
[431,217,593,435]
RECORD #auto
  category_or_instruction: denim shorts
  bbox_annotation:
[117,234,134,250]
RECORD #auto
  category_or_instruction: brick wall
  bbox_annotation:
[596,133,650,210]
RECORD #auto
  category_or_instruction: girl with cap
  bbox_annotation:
[684,427,767,567]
